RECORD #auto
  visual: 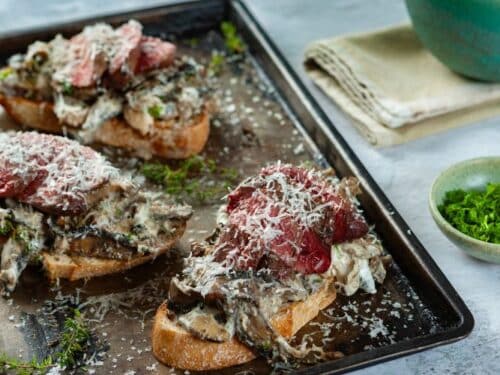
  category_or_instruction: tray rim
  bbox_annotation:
[0,0,474,374]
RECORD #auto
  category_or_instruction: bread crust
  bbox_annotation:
[270,279,337,339]
[152,279,336,371]
[0,95,61,133]
[42,223,186,281]
[0,94,210,159]
[152,303,257,371]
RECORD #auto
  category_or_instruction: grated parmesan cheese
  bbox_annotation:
[0,131,118,214]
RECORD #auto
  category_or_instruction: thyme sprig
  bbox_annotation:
[56,310,91,369]
[1,310,92,375]
[0,355,53,375]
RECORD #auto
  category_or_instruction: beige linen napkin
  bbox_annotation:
[304,25,500,146]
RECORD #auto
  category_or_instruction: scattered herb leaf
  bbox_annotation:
[61,81,73,95]
[261,340,272,351]
[14,225,38,254]
[0,219,13,236]
[148,104,164,119]
[438,182,500,244]
[142,155,239,204]
[0,67,13,81]
[208,51,225,76]
[221,21,245,54]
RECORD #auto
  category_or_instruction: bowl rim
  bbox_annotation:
[429,156,500,250]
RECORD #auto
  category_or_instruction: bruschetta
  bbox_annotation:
[152,163,389,370]
[0,131,192,294]
[0,21,210,159]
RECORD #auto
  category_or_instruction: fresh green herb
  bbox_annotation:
[14,226,37,254]
[208,52,225,76]
[148,104,164,119]
[0,67,12,81]
[333,245,342,257]
[0,219,13,236]
[438,182,500,244]
[221,166,239,181]
[142,155,239,204]
[56,310,91,369]
[260,340,272,352]
[0,354,53,375]
[62,81,73,95]
[221,21,245,54]
[0,310,92,374]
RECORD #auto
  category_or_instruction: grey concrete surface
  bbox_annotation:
[0,1,499,374]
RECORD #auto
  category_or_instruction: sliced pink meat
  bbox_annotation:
[67,33,108,88]
[135,36,176,74]
[68,34,97,87]
[214,164,369,277]
[52,21,176,88]
[295,229,331,274]
[328,206,368,243]
[17,169,49,200]
[0,132,116,215]
[109,20,142,74]
[0,169,24,197]
[260,164,369,246]
[64,21,142,87]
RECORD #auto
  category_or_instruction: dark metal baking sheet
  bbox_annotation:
[0,1,473,374]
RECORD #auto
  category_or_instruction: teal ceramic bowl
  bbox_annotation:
[429,157,500,263]
[405,0,500,81]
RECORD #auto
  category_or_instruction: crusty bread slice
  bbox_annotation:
[152,303,257,371]
[152,279,336,371]
[42,222,186,281]
[0,94,210,159]
[95,113,209,160]
[269,279,337,340]
[0,95,61,133]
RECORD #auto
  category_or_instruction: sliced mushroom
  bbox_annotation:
[168,276,202,307]
[177,305,232,342]
[232,299,275,355]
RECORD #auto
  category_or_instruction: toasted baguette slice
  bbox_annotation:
[0,95,61,133]
[0,95,210,159]
[42,222,186,281]
[269,280,337,340]
[152,303,256,371]
[152,279,336,371]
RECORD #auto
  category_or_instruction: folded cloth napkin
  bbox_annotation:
[304,25,500,146]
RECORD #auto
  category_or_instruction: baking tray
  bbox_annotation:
[0,0,474,374]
